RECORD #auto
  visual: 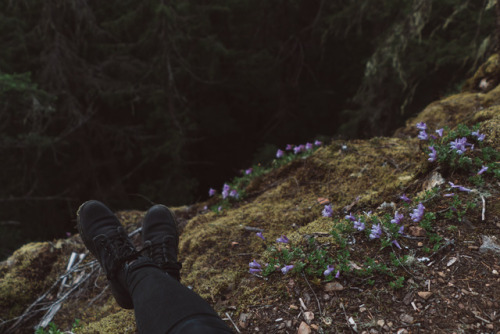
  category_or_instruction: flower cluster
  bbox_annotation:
[410,203,425,222]
[322,204,333,217]
[249,259,262,274]
[276,235,289,243]
[416,122,488,162]
[276,140,323,159]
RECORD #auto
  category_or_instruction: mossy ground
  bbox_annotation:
[1,55,499,333]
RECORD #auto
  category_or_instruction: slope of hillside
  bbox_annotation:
[1,56,499,334]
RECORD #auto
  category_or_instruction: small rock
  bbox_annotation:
[286,320,292,328]
[387,321,393,328]
[298,321,311,334]
[480,236,500,256]
[396,329,408,334]
[417,242,423,247]
[324,282,344,291]
[409,226,426,237]
[400,314,414,323]
[310,324,319,330]
[278,323,286,329]
[304,311,314,324]
[376,319,385,327]
[417,291,433,300]
[493,269,499,275]
[290,304,299,310]
[486,324,494,329]
[370,329,379,334]
[422,171,445,191]
[446,257,457,267]
[239,313,250,328]
[383,325,390,331]
[323,294,330,301]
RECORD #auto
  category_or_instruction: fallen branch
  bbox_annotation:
[480,194,486,221]
[224,312,241,333]
[302,273,323,317]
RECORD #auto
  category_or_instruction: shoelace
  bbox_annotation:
[143,238,182,271]
[96,232,139,279]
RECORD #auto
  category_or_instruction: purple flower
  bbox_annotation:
[345,212,356,221]
[369,223,382,239]
[428,146,437,162]
[294,145,305,154]
[314,140,322,146]
[477,165,488,175]
[218,206,223,212]
[392,240,402,249]
[276,149,285,158]
[448,181,472,192]
[323,264,335,276]
[450,137,468,155]
[391,211,404,224]
[281,265,294,274]
[400,194,411,203]
[410,203,425,222]
[305,142,313,150]
[208,188,216,197]
[249,260,261,268]
[472,131,485,141]
[222,184,230,199]
[416,122,427,130]
[322,204,333,218]
[229,189,239,199]
[435,128,444,137]
[245,168,253,175]
[398,225,404,234]
[353,220,365,231]
[66,232,72,238]
[335,270,340,279]
[443,193,455,197]
[249,268,262,274]
[256,232,265,240]
[276,235,289,243]
[286,144,294,151]
[418,130,428,140]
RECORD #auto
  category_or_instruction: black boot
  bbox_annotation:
[77,200,144,309]
[142,204,182,281]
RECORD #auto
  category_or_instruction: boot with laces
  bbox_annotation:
[77,200,144,309]
[142,204,182,281]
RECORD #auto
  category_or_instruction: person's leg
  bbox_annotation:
[138,204,233,333]
[125,258,232,333]
[77,200,232,333]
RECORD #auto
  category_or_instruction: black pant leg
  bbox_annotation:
[126,265,232,333]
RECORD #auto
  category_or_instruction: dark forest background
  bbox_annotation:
[0,0,496,259]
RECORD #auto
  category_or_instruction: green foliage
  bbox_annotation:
[35,319,81,334]
[444,195,477,222]
[389,276,405,289]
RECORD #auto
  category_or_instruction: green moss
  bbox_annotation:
[0,242,60,319]
[76,309,136,334]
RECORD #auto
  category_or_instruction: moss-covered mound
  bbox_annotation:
[1,55,499,333]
